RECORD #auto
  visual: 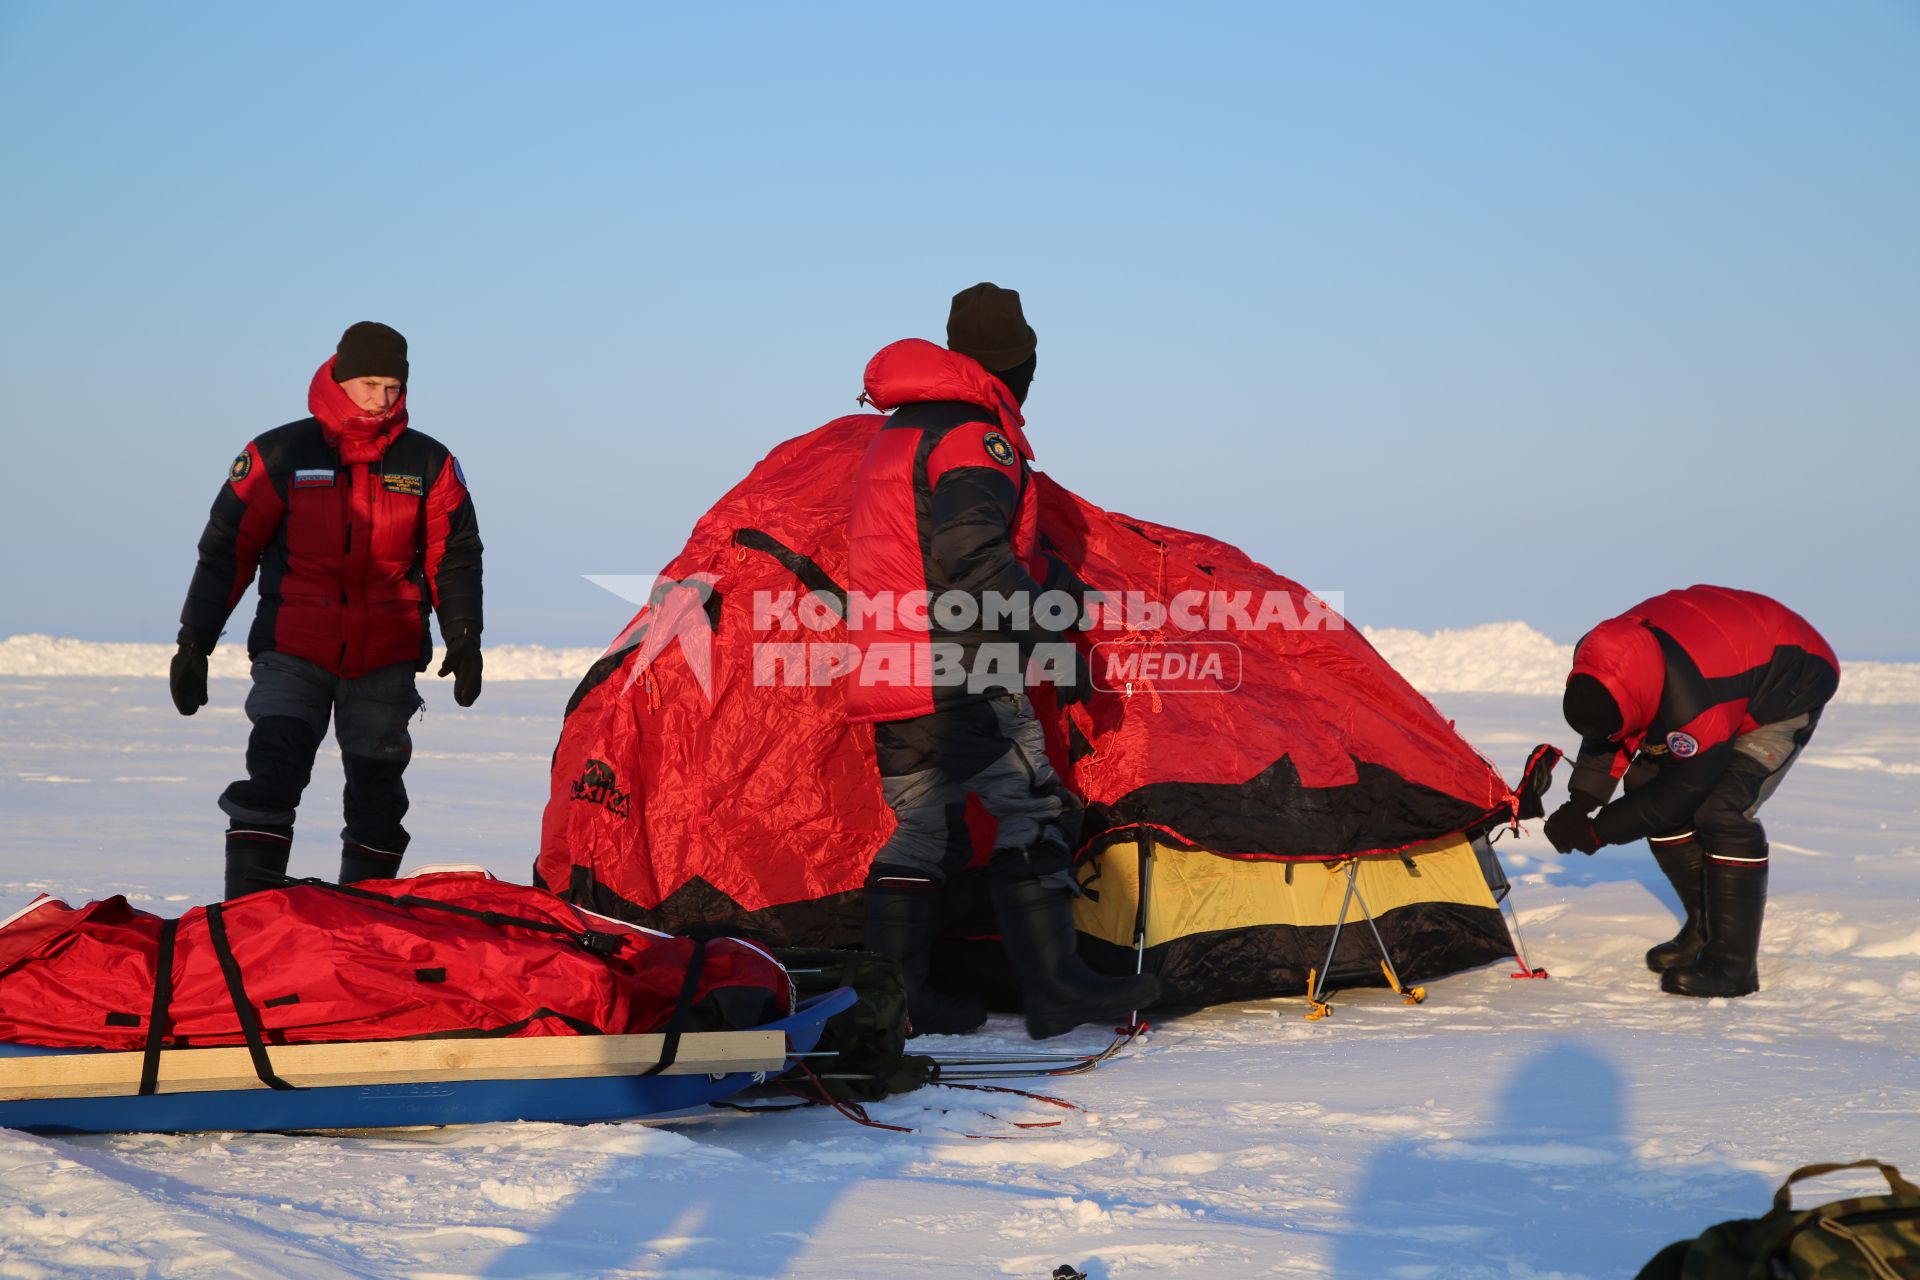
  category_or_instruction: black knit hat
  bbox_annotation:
[333,321,409,384]
[1563,673,1624,740]
[947,283,1036,372]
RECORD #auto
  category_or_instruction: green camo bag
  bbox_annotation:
[1636,1160,1920,1280]
[771,947,937,1103]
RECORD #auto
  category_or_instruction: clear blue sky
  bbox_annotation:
[2,2,1915,657]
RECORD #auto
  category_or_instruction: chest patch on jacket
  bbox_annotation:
[1666,731,1700,758]
[292,469,335,489]
[382,473,424,496]
[982,431,1017,466]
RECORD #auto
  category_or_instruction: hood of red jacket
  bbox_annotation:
[309,356,409,463]
[1569,617,1665,741]
[862,339,1032,459]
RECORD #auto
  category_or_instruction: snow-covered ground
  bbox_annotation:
[1,634,1916,1279]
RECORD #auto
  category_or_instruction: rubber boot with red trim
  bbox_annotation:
[1660,858,1766,998]
[990,867,1161,1040]
[340,841,404,885]
[1645,832,1708,973]
[862,869,988,1036]
[224,824,292,899]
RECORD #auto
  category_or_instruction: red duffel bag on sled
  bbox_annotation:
[0,868,792,1050]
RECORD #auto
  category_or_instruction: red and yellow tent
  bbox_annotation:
[537,415,1552,1008]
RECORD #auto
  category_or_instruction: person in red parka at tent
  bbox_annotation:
[1543,586,1839,998]
[168,323,484,900]
[846,284,1160,1039]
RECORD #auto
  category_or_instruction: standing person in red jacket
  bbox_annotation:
[846,284,1160,1039]
[1543,586,1839,998]
[169,323,484,899]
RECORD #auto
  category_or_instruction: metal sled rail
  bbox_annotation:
[924,1024,1145,1082]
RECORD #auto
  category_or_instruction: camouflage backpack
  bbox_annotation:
[771,947,938,1103]
[1636,1160,1920,1279]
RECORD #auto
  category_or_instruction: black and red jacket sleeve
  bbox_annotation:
[1566,735,1632,810]
[1592,740,1734,845]
[423,455,483,637]
[178,442,286,654]
[1591,696,1745,845]
[925,423,1044,606]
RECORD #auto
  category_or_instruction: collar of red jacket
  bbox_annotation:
[308,356,409,463]
[862,339,1032,459]
[1569,616,1664,740]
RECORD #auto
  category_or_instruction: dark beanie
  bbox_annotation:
[1563,674,1624,741]
[333,321,409,383]
[947,283,1036,372]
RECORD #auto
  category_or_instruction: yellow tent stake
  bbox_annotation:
[1348,867,1425,1009]
[1379,959,1427,1006]
[1304,967,1332,1020]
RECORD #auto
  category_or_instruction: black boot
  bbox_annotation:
[863,874,987,1036]
[224,825,292,899]
[990,874,1161,1040]
[1661,859,1766,998]
[1645,836,1707,973]
[339,840,404,884]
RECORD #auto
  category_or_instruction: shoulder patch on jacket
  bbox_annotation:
[926,420,1021,488]
[1666,730,1700,758]
[452,457,467,487]
[229,451,251,483]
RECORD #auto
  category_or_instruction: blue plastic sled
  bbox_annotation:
[0,988,854,1135]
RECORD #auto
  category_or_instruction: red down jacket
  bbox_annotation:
[1565,585,1840,844]
[178,358,483,678]
[846,339,1051,723]
[0,871,790,1051]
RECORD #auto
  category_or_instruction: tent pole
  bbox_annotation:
[1503,896,1550,979]
[1132,825,1152,977]
[1484,824,1549,978]
[1348,866,1427,1006]
[1306,860,1359,1018]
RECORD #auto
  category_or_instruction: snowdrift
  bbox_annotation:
[6,627,1913,702]
[0,633,604,682]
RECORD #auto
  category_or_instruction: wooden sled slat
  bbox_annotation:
[0,1029,787,1101]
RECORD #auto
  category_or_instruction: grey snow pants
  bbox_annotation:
[869,692,1076,884]
[218,651,425,853]
[1632,711,1821,865]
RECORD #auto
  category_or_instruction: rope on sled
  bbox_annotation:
[778,1057,1078,1139]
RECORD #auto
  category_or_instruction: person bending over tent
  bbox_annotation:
[169,322,485,899]
[846,283,1161,1038]
[1543,586,1838,998]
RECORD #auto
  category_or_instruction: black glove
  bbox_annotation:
[1041,551,1097,616]
[437,625,483,707]
[1543,802,1602,855]
[1564,785,1607,815]
[169,642,208,716]
[1051,642,1094,708]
